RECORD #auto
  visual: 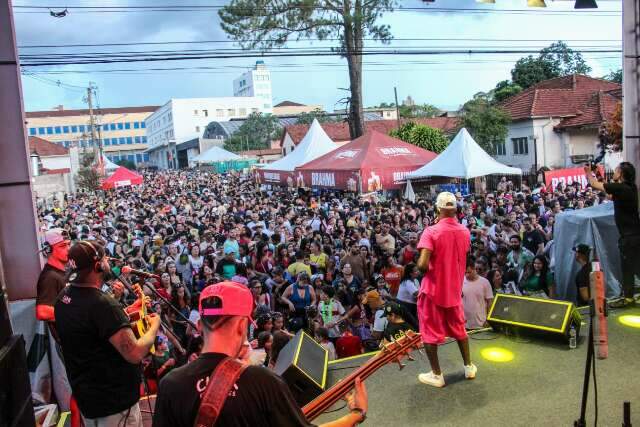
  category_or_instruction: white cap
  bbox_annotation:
[436,192,457,210]
[45,228,67,246]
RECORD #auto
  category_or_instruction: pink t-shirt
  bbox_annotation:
[417,217,470,307]
[462,275,494,329]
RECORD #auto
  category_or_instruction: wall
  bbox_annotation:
[40,155,71,171]
[31,173,73,198]
[273,105,324,116]
[282,132,295,155]
[495,120,535,171]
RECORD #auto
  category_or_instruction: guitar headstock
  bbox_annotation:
[380,330,422,370]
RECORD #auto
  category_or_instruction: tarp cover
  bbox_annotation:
[553,202,622,301]
[295,130,437,191]
[193,146,241,163]
[407,127,522,179]
[101,166,143,189]
[258,119,337,186]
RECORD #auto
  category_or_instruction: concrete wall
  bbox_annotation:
[41,155,71,171]
[32,173,72,199]
[282,132,295,155]
[495,120,535,171]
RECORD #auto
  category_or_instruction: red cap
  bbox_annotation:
[199,281,254,321]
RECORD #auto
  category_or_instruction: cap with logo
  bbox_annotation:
[199,281,255,323]
[436,192,457,210]
[45,228,68,246]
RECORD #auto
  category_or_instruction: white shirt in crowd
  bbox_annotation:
[397,279,419,304]
[462,275,494,329]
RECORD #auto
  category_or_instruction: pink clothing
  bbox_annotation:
[417,293,468,345]
[462,276,494,329]
[417,217,471,307]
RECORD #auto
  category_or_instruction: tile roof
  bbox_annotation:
[555,89,622,130]
[500,74,620,123]
[273,100,306,107]
[26,105,159,118]
[282,117,460,146]
[29,136,69,156]
[241,148,282,156]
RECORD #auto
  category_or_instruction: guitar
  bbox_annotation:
[131,284,155,355]
[302,330,422,421]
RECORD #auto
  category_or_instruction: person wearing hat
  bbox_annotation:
[215,245,239,279]
[416,192,477,388]
[573,244,592,307]
[380,301,417,344]
[55,241,161,426]
[36,228,70,326]
[153,281,368,427]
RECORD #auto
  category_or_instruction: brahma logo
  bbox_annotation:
[393,171,410,183]
[264,172,280,182]
[312,172,335,187]
[379,147,413,156]
[334,149,360,159]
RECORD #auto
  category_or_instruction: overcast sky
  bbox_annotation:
[15,0,622,113]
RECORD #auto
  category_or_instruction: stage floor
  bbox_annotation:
[317,306,640,427]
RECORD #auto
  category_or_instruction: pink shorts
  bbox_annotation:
[417,293,468,345]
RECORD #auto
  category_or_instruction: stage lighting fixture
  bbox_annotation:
[575,0,598,8]
[480,347,514,362]
[527,0,547,7]
[619,315,640,329]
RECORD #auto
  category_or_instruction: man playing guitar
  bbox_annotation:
[55,241,160,426]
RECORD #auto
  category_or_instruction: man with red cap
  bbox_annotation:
[416,192,477,388]
[153,281,368,427]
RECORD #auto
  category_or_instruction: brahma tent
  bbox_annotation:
[258,119,337,186]
[295,130,437,191]
[101,166,143,189]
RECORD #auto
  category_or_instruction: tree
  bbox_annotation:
[295,108,335,125]
[511,41,592,89]
[389,122,449,153]
[75,150,101,191]
[224,112,281,152]
[604,69,622,84]
[493,80,523,103]
[398,103,440,118]
[459,93,511,153]
[599,101,622,152]
[219,0,397,139]
[115,159,137,170]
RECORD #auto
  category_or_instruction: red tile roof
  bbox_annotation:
[273,101,306,107]
[282,117,460,146]
[500,74,620,124]
[42,168,71,175]
[26,105,159,118]
[29,136,69,156]
[555,89,622,130]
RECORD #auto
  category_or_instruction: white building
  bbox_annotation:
[497,75,621,172]
[145,97,267,169]
[233,61,273,113]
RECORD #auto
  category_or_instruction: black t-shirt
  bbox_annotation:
[36,263,67,307]
[383,321,414,342]
[153,353,315,427]
[54,286,140,419]
[522,230,545,254]
[575,263,592,307]
[604,182,640,236]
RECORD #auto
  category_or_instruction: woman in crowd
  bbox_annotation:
[520,255,555,298]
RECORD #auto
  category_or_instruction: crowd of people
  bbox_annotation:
[36,168,625,384]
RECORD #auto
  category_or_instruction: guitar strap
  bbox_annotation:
[194,357,248,427]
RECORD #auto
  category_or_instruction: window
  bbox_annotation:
[71,126,78,133]
[227,108,235,116]
[110,138,117,145]
[168,113,172,121]
[54,126,62,134]
[125,122,131,130]
[127,155,135,162]
[46,127,53,135]
[216,109,224,117]
[62,126,69,133]
[136,154,143,163]
[29,128,36,136]
[38,127,45,135]
[134,136,141,144]
[203,110,208,117]
[239,108,247,116]
[142,136,147,143]
[126,137,133,144]
[141,122,146,129]
[495,141,506,156]
[119,137,126,145]
[104,139,111,146]
[143,153,150,162]
[109,123,116,131]
[512,137,529,155]
[133,121,140,129]
[117,123,124,130]
[79,125,86,132]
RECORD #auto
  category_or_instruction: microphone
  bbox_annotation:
[121,265,161,280]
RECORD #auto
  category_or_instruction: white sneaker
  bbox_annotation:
[464,363,477,380]
[418,371,445,388]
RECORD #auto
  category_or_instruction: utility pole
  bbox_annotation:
[394,87,401,130]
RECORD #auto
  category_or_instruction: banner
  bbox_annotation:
[544,166,604,190]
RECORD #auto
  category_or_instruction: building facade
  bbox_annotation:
[25,106,158,167]
[497,75,621,172]
[233,61,273,113]
[146,97,268,169]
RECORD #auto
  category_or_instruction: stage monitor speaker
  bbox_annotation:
[488,294,580,341]
[274,330,328,406]
[0,335,36,427]
[0,284,11,348]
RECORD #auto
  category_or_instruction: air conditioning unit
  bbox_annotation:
[570,154,593,164]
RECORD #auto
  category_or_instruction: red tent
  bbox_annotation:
[294,130,437,191]
[101,166,143,190]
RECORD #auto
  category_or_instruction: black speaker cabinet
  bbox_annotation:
[0,285,11,348]
[0,335,35,427]
[274,330,328,406]
[488,294,580,341]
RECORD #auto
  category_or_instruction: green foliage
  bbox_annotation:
[74,149,101,191]
[459,93,511,153]
[389,122,449,154]
[399,103,440,119]
[224,112,282,153]
[511,41,592,90]
[115,159,137,171]
[603,69,622,84]
[493,80,523,103]
[218,0,397,138]
[295,109,335,125]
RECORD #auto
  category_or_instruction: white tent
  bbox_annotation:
[102,155,119,171]
[193,146,242,163]
[407,128,522,180]
[263,119,337,171]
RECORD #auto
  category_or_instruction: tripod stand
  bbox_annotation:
[574,300,596,427]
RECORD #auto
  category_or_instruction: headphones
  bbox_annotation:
[78,241,104,273]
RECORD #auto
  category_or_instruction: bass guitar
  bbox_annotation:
[302,330,421,421]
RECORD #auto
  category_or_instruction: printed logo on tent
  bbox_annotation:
[312,172,336,187]
[393,171,411,183]
[264,172,281,182]
[334,149,360,159]
[378,147,414,157]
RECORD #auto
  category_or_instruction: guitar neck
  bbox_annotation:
[302,334,421,421]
